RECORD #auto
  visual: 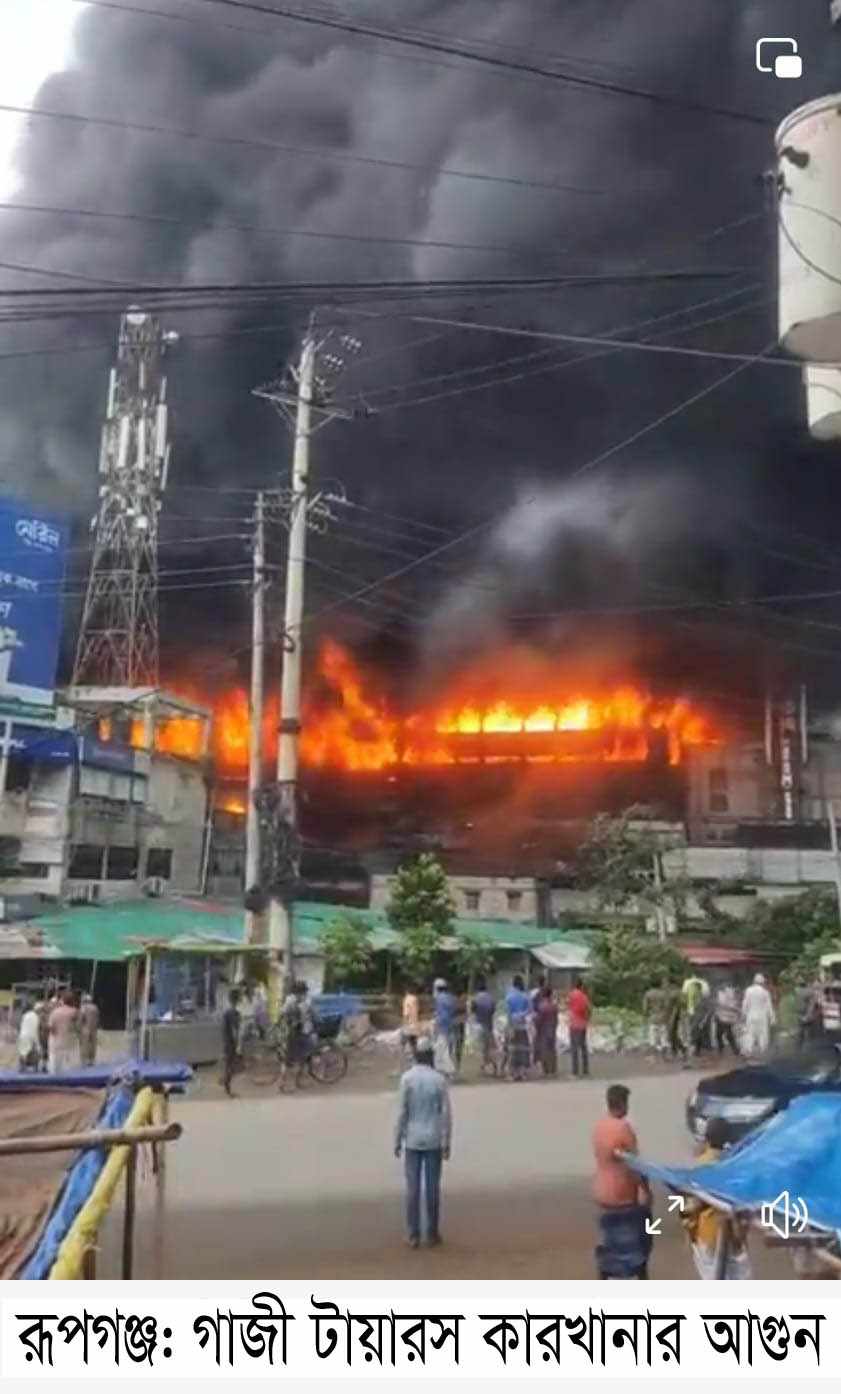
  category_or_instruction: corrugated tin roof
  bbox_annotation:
[531,940,592,971]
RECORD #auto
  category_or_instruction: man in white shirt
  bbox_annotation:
[17,999,40,1071]
[742,974,775,1056]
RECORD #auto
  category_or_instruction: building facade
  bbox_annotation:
[370,872,544,923]
[1,689,211,904]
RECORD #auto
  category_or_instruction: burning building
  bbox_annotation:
[198,640,725,892]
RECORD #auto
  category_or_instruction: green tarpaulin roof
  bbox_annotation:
[6,897,583,962]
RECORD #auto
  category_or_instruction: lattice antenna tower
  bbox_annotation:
[73,307,178,687]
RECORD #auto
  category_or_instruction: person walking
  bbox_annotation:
[592,1084,653,1279]
[741,973,775,1057]
[470,977,496,1073]
[665,982,688,1064]
[38,997,53,1071]
[48,992,79,1075]
[394,1035,452,1249]
[567,977,592,1079]
[221,988,241,1097]
[714,983,741,1057]
[504,975,532,1082]
[78,993,100,1067]
[452,989,468,1074]
[17,998,40,1072]
[643,979,669,1057]
[680,1117,752,1279]
[534,985,559,1077]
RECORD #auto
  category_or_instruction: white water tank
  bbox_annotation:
[804,363,841,438]
[777,94,841,361]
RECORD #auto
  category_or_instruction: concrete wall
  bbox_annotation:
[370,873,541,923]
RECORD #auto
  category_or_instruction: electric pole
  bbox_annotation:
[74,307,178,687]
[253,318,360,997]
[244,491,266,942]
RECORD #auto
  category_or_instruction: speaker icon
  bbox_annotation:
[760,1190,809,1239]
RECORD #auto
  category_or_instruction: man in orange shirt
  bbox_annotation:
[567,977,591,1078]
[592,1084,653,1279]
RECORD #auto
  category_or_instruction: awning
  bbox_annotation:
[531,939,592,971]
[627,1094,841,1237]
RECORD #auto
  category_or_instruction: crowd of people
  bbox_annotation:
[642,972,781,1061]
[16,990,99,1074]
[401,975,594,1083]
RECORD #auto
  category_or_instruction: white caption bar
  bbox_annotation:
[0,1280,838,1379]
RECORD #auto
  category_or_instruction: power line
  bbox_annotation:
[183,0,771,127]
[0,199,561,262]
[0,101,603,201]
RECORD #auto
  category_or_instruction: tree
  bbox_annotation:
[588,925,686,1010]
[387,853,455,936]
[387,854,455,988]
[575,808,688,928]
[318,912,374,988]
[780,931,840,992]
[452,928,496,988]
[717,888,839,961]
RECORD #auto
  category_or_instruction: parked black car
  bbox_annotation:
[686,1046,841,1145]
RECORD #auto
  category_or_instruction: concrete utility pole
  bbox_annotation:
[827,801,841,929]
[244,491,267,941]
[253,318,359,996]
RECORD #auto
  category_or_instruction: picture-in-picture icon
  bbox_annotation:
[755,38,803,78]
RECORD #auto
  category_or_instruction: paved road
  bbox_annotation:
[123,1069,789,1281]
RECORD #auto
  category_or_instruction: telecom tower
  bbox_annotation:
[73,307,178,688]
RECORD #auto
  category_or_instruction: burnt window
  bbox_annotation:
[146,848,173,879]
[105,845,139,881]
[68,844,105,879]
[709,768,729,793]
[710,793,730,813]
[18,862,49,879]
[464,890,480,913]
[507,890,523,911]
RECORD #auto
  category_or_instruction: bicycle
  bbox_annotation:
[242,1022,348,1089]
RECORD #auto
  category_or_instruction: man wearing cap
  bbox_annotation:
[394,1034,452,1249]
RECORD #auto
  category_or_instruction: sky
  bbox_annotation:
[0,1,83,197]
[0,1,840,711]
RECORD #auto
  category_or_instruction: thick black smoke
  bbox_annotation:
[0,0,839,693]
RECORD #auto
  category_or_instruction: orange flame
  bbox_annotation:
[137,641,720,774]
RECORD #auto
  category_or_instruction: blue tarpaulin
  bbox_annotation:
[627,1093,841,1237]
[19,1084,135,1280]
[0,1060,192,1092]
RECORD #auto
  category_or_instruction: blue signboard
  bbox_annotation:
[80,732,135,773]
[0,500,68,706]
[9,724,76,764]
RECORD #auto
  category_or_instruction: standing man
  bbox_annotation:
[394,1035,452,1249]
[401,983,420,1064]
[470,977,496,1073]
[795,978,822,1049]
[714,982,741,1057]
[48,992,79,1075]
[433,980,458,1076]
[78,993,100,1067]
[567,977,592,1079]
[643,979,669,1057]
[221,987,241,1097]
[17,998,40,1072]
[592,1083,653,1279]
[741,974,775,1057]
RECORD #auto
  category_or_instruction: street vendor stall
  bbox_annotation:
[125,940,267,1065]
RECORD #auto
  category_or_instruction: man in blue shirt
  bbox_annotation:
[433,979,458,1075]
[394,1036,453,1248]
